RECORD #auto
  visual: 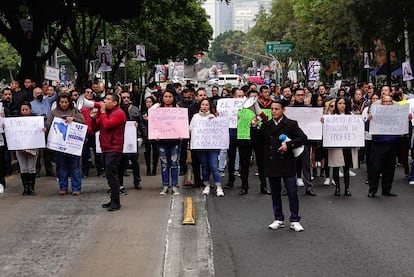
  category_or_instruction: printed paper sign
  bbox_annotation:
[190,116,229,149]
[47,117,87,156]
[148,107,189,139]
[4,116,45,150]
[322,115,365,147]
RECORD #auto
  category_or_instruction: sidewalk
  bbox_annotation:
[0,159,172,277]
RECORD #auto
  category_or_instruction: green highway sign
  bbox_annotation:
[265,41,294,54]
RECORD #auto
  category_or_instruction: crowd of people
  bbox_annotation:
[0,77,412,223]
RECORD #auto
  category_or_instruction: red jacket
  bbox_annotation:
[92,106,126,152]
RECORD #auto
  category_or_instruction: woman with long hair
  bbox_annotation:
[46,94,85,196]
[152,90,182,195]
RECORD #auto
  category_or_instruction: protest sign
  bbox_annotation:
[322,115,365,147]
[190,116,229,149]
[96,121,137,153]
[0,102,3,133]
[237,109,255,139]
[285,107,324,140]
[148,107,189,139]
[4,116,45,150]
[369,104,410,135]
[47,118,87,156]
[44,66,60,81]
[216,98,245,128]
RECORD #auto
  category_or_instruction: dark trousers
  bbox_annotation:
[238,142,253,191]
[179,139,189,172]
[296,144,313,190]
[269,176,300,222]
[190,149,202,186]
[253,139,267,190]
[0,146,6,186]
[368,143,398,194]
[227,136,238,184]
[104,152,123,205]
[119,153,141,187]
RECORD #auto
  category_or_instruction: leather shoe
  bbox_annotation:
[101,202,111,208]
[108,204,121,211]
[239,189,248,195]
[382,191,397,197]
[134,183,142,190]
[224,183,234,189]
[305,190,317,196]
[260,188,271,195]
[368,192,376,198]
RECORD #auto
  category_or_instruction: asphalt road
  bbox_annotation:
[207,164,414,277]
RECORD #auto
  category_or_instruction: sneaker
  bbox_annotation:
[296,178,304,187]
[234,170,241,177]
[349,169,356,177]
[172,187,180,195]
[409,181,414,185]
[216,187,224,197]
[290,222,304,232]
[219,171,225,177]
[120,186,127,195]
[160,187,168,195]
[339,170,344,177]
[202,186,210,195]
[323,178,331,186]
[268,220,285,230]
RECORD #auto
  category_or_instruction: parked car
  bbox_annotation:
[206,78,218,86]
[217,74,241,87]
[248,76,265,85]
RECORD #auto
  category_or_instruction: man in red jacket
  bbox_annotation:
[91,93,126,211]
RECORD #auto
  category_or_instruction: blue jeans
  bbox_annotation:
[157,142,180,187]
[55,152,82,192]
[196,150,221,184]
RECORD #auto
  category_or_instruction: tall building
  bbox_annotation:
[202,0,233,39]
[202,0,272,38]
[233,0,272,33]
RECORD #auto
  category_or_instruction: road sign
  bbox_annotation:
[266,41,294,54]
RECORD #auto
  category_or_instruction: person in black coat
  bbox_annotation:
[254,100,307,232]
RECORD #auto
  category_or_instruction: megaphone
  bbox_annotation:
[242,96,263,116]
[77,94,98,110]
[279,134,304,158]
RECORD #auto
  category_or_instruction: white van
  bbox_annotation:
[217,74,241,87]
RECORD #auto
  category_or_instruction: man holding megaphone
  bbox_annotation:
[252,100,307,232]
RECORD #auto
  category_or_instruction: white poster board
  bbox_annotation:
[369,104,410,135]
[216,98,245,128]
[0,102,4,133]
[190,117,229,149]
[96,121,137,153]
[44,66,60,81]
[4,116,45,150]
[47,118,87,156]
[285,107,324,140]
[322,115,365,147]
